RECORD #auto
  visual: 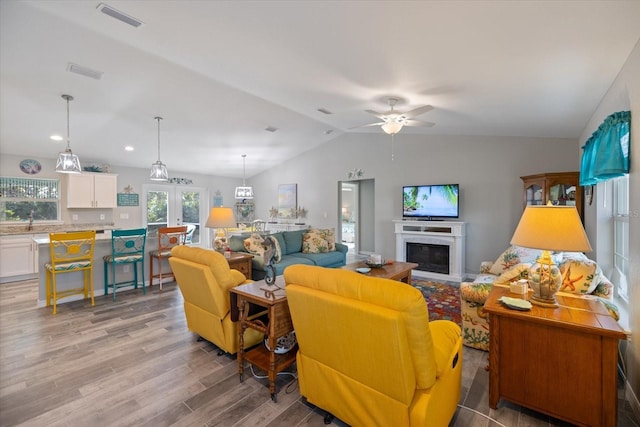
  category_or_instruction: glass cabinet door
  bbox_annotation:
[525,183,543,206]
[549,183,577,207]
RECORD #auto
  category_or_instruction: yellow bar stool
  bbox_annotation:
[103,228,147,301]
[45,230,96,315]
[149,225,188,290]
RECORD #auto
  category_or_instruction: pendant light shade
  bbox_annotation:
[56,94,82,174]
[150,116,169,181]
[234,154,254,199]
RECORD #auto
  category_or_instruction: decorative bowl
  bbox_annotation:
[355,267,371,274]
[365,261,385,268]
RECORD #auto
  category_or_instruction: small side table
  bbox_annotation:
[230,278,296,402]
[484,286,627,427]
[226,251,253,279]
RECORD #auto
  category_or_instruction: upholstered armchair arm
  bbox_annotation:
[480,261,493,274]
[592,276,613,299]
[335,242,348,253]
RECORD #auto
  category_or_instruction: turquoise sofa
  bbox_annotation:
[228,229,348,280]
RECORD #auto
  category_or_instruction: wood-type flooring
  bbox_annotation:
[0,278,637,426]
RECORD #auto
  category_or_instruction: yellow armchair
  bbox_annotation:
[169,246,262,354]
[284,265,462,427]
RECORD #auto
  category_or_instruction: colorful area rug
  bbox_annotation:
[412,279,461,325]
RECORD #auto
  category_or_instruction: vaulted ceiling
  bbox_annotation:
[1,1,639,178]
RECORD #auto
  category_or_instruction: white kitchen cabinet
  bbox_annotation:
[0,235,39,280]
[66,173,117,208]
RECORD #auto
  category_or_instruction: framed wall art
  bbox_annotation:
[277,184,297,219]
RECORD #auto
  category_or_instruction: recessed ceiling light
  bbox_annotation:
[265,126,278,133]
[50,135,63,141]
[125,146,134,151]
[324,129,334,135]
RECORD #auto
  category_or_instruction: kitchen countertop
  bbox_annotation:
[0,223,116,236]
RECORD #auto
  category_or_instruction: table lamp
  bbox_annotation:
[510,203,591,307]
[205,207,236,251]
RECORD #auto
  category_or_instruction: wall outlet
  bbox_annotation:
[123,265,130,273]
[72,214,78,221]
[119,213,129,219]
[100,214,105,220]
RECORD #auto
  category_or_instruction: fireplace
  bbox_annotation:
[394,220,466,281]
[406,242,450,275]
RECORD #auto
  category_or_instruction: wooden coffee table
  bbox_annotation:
[341,260,419,283]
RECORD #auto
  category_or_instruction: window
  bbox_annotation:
[612,175,629,303]
[0,177,60,222]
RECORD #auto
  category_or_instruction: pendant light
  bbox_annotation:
[55,94,82,173]
[234,154,254,199]
[149,116,169,181]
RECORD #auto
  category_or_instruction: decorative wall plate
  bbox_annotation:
[19,159,42,175]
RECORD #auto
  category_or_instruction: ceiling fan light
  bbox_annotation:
[382,122,403,135]
[150,160,169,181]
[56,148,82,173]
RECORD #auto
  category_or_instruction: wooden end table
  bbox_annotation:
[483,286,627,427]
[226,251,253,279]
[229,277,296,402]
[341,260,418,283]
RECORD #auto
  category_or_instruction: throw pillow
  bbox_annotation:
[559,257,602,295]
[489,245,561,276]
[302,229,331,254]
[244,233,265,257]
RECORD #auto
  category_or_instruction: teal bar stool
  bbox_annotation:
[103,228,147,301]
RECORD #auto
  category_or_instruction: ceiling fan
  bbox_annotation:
[353,97,435,134]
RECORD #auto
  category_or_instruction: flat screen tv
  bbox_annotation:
[403,184,459,220]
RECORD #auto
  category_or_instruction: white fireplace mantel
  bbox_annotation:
[393,220,466,282]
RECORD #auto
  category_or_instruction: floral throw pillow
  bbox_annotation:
[559,257,602,295]
[302,229,334,254]
[244,233,265,257]
[489,246,560,276]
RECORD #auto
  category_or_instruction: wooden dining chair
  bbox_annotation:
[103,228,147,301]
[45,230,96,315]
[149,225,188,290]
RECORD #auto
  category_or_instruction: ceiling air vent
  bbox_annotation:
[67,63,103,80]
[264,126,278,133]
[97,3,144,28]
[317,108,333,115]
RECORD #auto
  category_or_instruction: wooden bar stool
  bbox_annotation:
[45,231,96,315]
[103,228,147,301]
[149,225,188,290]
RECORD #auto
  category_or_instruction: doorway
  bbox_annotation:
[339,179,375,256]
[143,184,208,247]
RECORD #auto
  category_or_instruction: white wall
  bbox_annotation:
[248,132,580,274]
[579,38,640,405]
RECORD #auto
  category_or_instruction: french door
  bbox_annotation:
[142,184,208,247]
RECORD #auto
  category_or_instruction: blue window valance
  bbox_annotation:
[580,111,631,186]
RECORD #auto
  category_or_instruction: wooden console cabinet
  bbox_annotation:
[521,172,582,220]
[484,286,626,426]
